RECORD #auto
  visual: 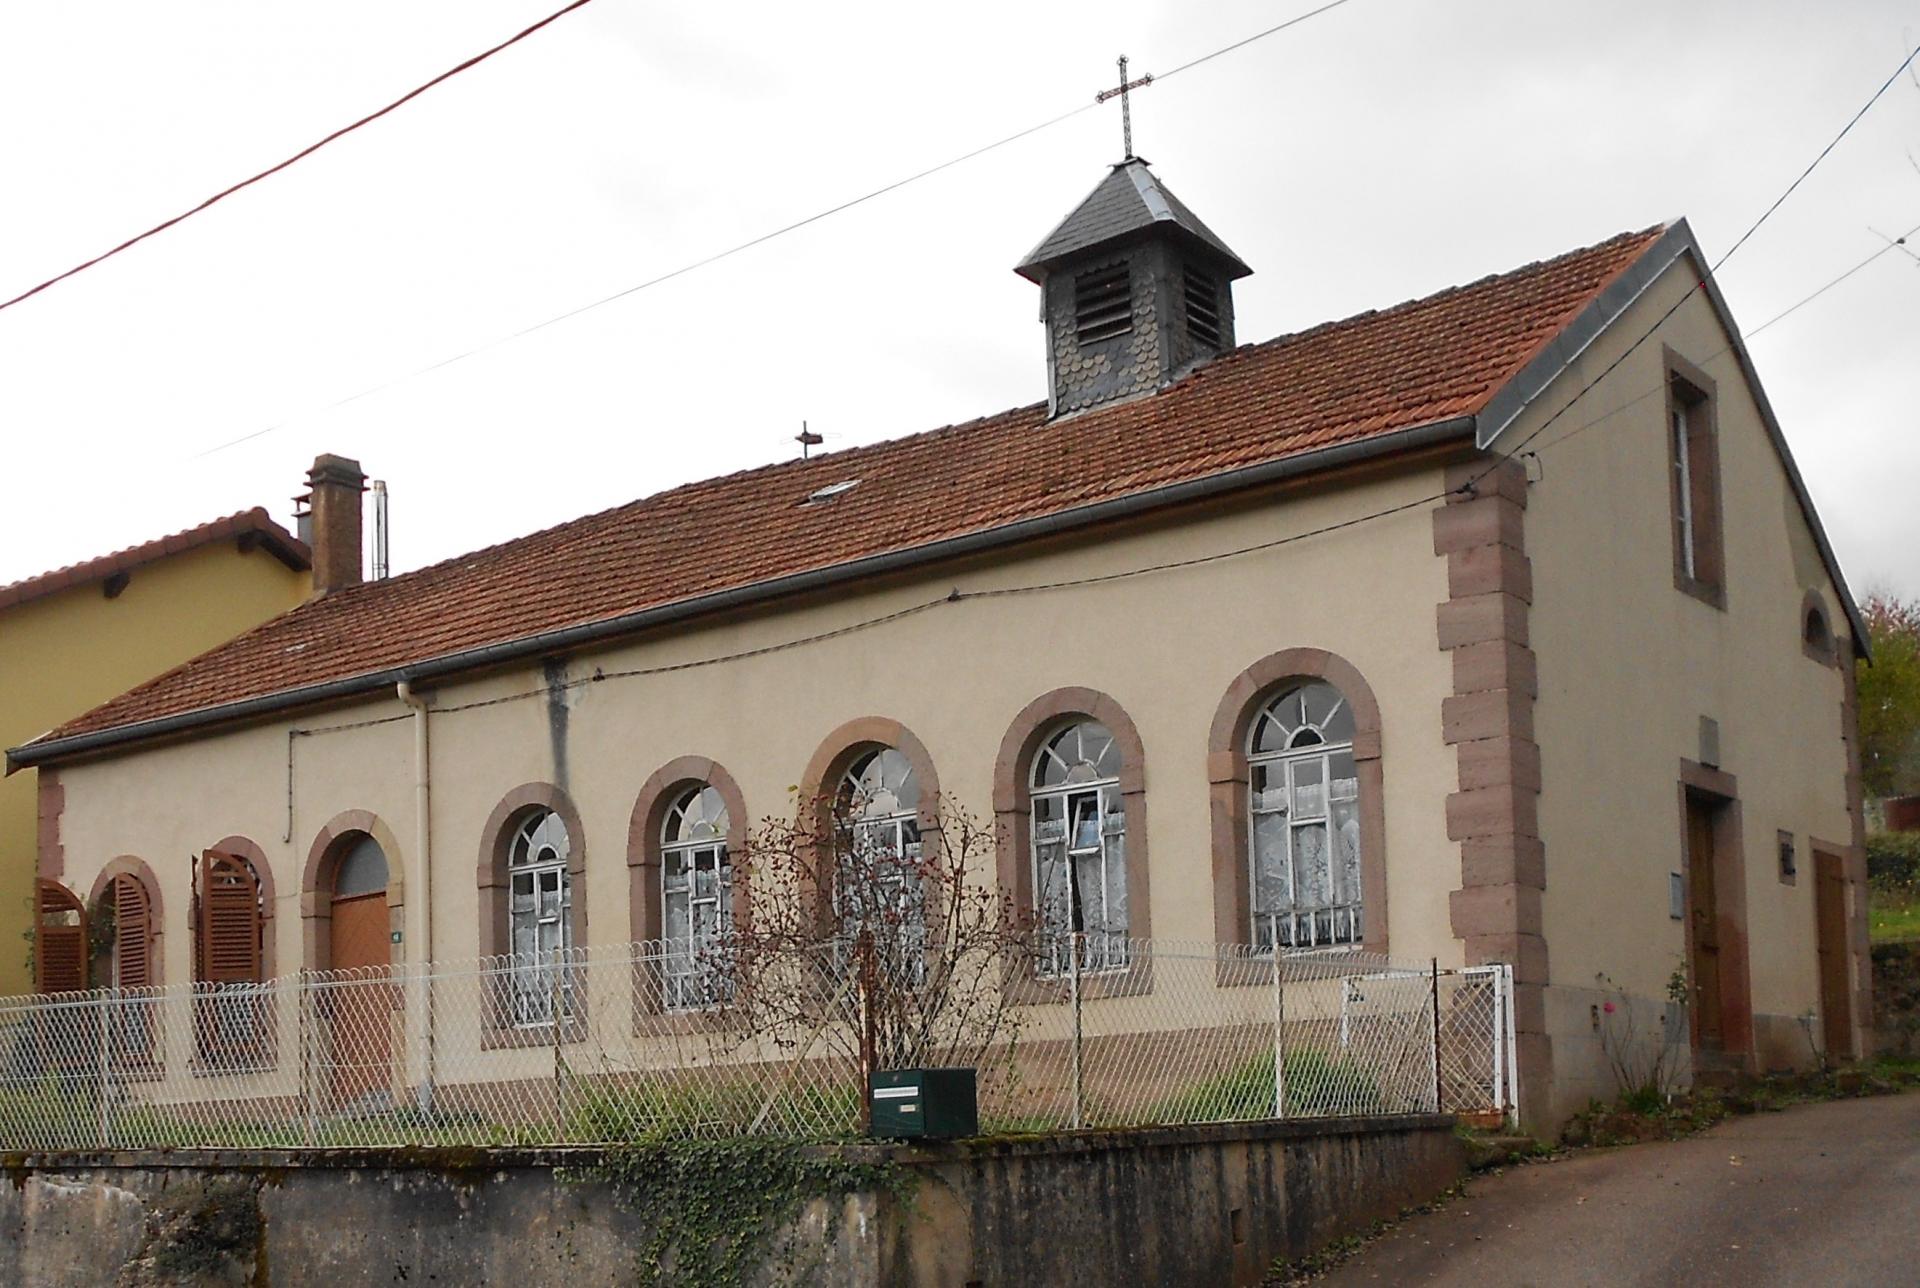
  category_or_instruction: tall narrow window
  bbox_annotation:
[194,851,267,1065]
[836,747,925,981]
[1672,405,1697,580]
[508,808,574,1026]
[1030,720,1128,972]
[1668,368,1724,604]
[1248,683,1363,951]
[661,785,733,1010]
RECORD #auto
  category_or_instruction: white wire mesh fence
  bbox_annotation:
[0,939,1512,1150]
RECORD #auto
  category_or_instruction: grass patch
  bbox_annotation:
[1152,1046,1383,1124]
[1870,884,1920,943]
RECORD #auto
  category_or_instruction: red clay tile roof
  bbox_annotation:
[0,508,309,614]
[38,226,1663,747]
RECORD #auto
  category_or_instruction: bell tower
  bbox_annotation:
[1015,160,1252,417]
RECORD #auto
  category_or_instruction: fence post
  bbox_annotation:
[551,956,566,1138]
[96,988,112,1150]
[301,975,318,1146]
[1429,958,1443,1114]
[1270,950,1286,1118]
[1068,932,1084,1130]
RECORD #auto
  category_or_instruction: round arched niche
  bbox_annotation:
[300,810,405,972]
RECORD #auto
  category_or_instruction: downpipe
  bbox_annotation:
[397,679,435,1114]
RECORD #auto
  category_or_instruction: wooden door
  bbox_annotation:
[328,891,391,1106]
[1685,796,1723,1052]
[1814,850,1853,1061]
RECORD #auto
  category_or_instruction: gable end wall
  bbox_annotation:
[1520,259,1863,1124]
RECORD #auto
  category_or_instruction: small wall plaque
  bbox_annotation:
[390,930,404,944]
[1669,872,1685,920]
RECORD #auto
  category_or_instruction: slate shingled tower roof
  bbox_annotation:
[1015,159,1252,282]
[19,222,1790,764]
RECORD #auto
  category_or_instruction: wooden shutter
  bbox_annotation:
[111,875,153,990]
[198,851,262,985]
[35,881,87,994]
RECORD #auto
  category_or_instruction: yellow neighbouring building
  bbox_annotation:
[0,509,310,995]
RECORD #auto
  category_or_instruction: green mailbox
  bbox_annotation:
[869,1067,978,1139]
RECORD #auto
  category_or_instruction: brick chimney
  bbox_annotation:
[296,454,366,595]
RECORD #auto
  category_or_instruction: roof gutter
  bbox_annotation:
[9,414,1476,771]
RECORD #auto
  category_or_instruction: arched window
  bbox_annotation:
[1248,682,1364,950]
[1802,596,1836,664]
[836,747,925,976]
[194,850,268,1066]
[1030,720,1128,972]
[661,784,732,1010]
[508,807,574,1026]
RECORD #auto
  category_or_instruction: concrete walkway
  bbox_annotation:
[1317,1093,1920,1287]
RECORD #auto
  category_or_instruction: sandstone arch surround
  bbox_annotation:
[795,717,944,927]
[1206,648,1389,956]
[87,856,166,987]
[300,810,407,973]
[205,833,279,980]
[993,687,1151,930]
[626,756,750,943]
[476,783,589,962]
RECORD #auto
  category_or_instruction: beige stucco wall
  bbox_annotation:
[1,540,308,996]
[1520,256,1856,1117]
[49,461,1464,1078]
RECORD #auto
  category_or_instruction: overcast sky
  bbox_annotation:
[1,0,1915,603]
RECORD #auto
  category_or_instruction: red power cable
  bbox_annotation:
[0,0,598,314]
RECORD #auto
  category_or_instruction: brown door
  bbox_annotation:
[328,891,391,1106]
[1814,850,1853,1062]
[1685,795,1724,1052]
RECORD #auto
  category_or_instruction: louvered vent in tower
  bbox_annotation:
[1073,265,1133,344]
[1185,266,1221,350]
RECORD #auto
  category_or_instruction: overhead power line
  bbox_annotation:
[1476,38,1920,478]
[188,0,1363,458]
[299,204,1919,735]
[0,0,601,315]
[1526,217,1920,459]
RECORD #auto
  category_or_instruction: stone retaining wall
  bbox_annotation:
[0,1115,1462,1287]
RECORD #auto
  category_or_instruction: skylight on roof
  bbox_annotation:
[804,479,860,504]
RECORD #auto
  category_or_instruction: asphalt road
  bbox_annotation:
[1317,1093,1920,1288]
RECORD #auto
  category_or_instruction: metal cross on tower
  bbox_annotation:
[1095,55,1154,162]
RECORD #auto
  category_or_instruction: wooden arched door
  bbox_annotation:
[326,834,391,1107]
